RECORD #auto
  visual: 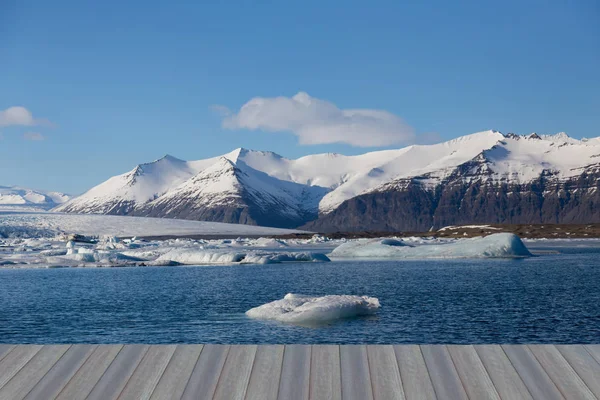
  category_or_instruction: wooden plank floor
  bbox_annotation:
[0,345,598,400]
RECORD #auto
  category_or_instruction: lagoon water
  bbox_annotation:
[1,243,599,344]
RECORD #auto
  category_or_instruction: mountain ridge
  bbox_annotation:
[53,130,600,230]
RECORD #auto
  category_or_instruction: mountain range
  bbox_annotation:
[53,130,600,231]
[0,186,70,211]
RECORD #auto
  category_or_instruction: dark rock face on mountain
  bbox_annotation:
[301,162,600,233]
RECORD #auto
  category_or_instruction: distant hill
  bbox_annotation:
[0,186,70,211]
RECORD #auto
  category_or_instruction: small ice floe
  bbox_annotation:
[155,249,247,265]
[330,233,532,259]
[246,293,380,325]
[241,252,330,264]
[155,249,330,265]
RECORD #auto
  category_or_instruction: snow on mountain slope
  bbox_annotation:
[0,186,70,210]
[138,157,328,227]
[53,154,226,214]
[317,130,505,212]
[480,134,600,183]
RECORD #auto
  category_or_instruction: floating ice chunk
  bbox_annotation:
[246,293,380,325]
[156,249,246,265]
[330,233,532,259]
[251,238,289,248]
[241,252,330,264]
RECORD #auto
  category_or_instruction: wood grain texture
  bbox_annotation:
[340,345,374,400]
[447,345,500,400]
[0,345,42,391]
[584,345,600,365]
[85,344,149,400]
[118,344,177,400]
[55,345,123,400]
[310,345,342,400]
[213,344,257,400]
[0,346,15,363]
[0,345,70,400]
[502,344,564,400]
[421,345,468,400]
[24,344,96,400]
[393,345,436,400]
[278,345,311,400]
[181,344,229,400]
[367,345,404,400]
[149,345,203,400]
[246,345,284,400]
[528,345,595,400]
[555,345,600,398]
[474,345,533,400]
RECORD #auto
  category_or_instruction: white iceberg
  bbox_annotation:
[246,293,380,325]
[241,252,330,264]
[155,248,330,265]
[330,233,532,259]
[155,249,247,265]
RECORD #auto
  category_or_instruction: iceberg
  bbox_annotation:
[330,233,532,259]
[155,249,247,265]
[241,252,330,264]
[246,293,380,325]
[155,249,330,265]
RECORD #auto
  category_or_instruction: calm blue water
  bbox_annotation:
[1,245,600,344]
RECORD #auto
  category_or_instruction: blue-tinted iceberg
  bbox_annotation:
[330,233,532,259]
[246,293,380,325]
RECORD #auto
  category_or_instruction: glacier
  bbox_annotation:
[330,233,532,259]
[246,293,380,325]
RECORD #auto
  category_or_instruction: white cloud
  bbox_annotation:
[23,132,45,141]
[218,92,415,147]
[0,106,52,127]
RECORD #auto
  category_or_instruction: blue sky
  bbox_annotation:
[2,0,599,194]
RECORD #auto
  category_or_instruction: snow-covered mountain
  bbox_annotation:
[54,130,600,230]
[0,186,70,211]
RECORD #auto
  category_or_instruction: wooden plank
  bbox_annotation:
[310,345,341,400]
[421,345,468,400]
[213,345,257,400]
[24,345,97,400]
[447,345,500,400]
[0,345,15,363]
[85,344,149,400]
[246,345,284,400]
[584,345,600,365]
[556,345,600,398]
[0,344,70,400]
[181,344,229,400]
[340,345,373,400]
[393,345,436,400]
[278,345,311,400]
[149,345,203,400]
[367,345,404,400]
[55,345,123,400]
[474,345,533,400]
[528,345,595,400]
[502,345,564,400]
[0,345,42,390]
[118,344,177,400]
